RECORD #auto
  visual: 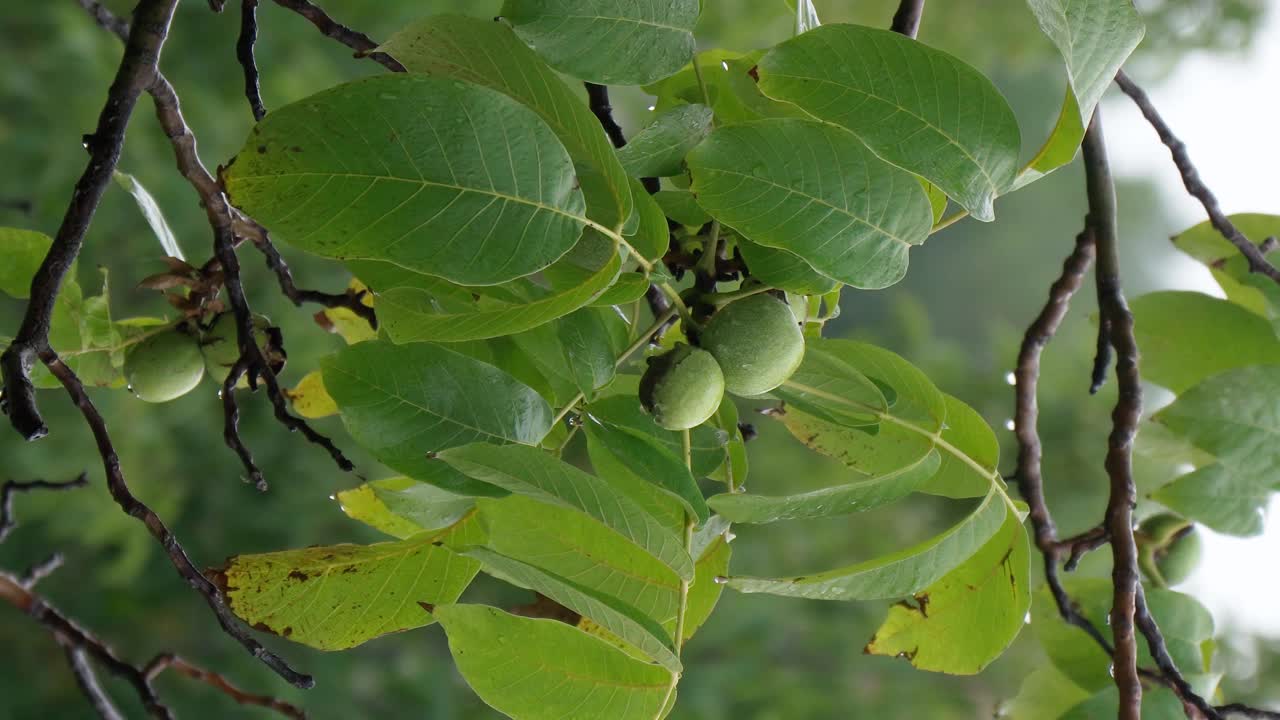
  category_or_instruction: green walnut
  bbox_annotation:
[1137,513,1203,587]
[200,312,275,385]
[699,293,805,396]
[124,329,205,403]
[639,344,725,431]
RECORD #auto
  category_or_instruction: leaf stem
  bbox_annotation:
[701,281,771,307]
[579,221,654,274]
[931,208,969,234]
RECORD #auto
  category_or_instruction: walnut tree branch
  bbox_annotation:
[2,0,180,442]
[0,474,89,544]
[890,0,926,38]
[236,0,267,121]
[1082,108,1143,720]
[269,0,405,72]
[1114,70,1280,286]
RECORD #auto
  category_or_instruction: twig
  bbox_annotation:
[220,357,266,490]
[0,570,305,718]
[1089,315,1112,394]
[1,0,180,442]
[1135,586,1223,720]
[21,553,67,588]
[269,0,405,72]
[585,83,628,149]
[79,0,356,480]
[40,352,313,688]
[890,0,926,38]
[236,0,267,121]
[1082,108,1143,720]
[0,474,89,543]
[1114,70,1280,286]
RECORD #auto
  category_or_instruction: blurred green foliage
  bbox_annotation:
[0,1,1274,718]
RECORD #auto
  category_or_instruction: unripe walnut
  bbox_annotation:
[699,293,805,397]
[639,344,725,431]
[200,312,279,386]
[1136,513,1202,587]
[124,329,205,403]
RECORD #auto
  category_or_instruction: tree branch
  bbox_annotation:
[40,352,313,688]
[269,0,405,72]
[0,474,89,544]
[1,0,180,442]
[890,0,926,38]
[236,0,267,121]
[1082,108,1143,720]
[1114,70,1280,286]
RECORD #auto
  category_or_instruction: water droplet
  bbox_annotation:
[724,531,737,543]
[328,494,336,501]
[720,61,729,71]
[1024,611,1032,625]
[1107,663,1116,678]
[647,105,656,112]
[751,165,768,178]
[1005,371,1017,386]
[714,429,730,446]
[713,576,729,585]
[1004,419,1016,431]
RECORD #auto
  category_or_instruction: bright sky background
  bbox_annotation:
[1104,9,1280,636]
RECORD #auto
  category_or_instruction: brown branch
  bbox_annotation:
[1,570,305,719]
[270,0,405,72]
[40,352,313,688]
[220,357,266,490]
[2,0,180,442]
[79,0,355,481]
[1135,587,1224,720]
[237,0,267,121]
[1082,108,1143,720]
[1114,70,1280,286]
[890,0,926,38]
[0,474,89,544]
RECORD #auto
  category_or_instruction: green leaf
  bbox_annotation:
[772,341,892,428]
[726,487,1007,600]
[433,604,672,720]
[1153,463,1267,537]
[337,477,474,539]
[617,104,714,177]
[708,398,749,488]
[435,443,694,580]
[582,416,711,526]
[1131,291,1280,393]
[377,252,621,343]
[477,496,682,626]
[218,519,483,650]
[864,509,1029,674]
[1060,687,1185,720]
[322,341,552,494]
[653,189,711,227]
[382,15,633,231]
[464,547,682,672]
[1172,213,1280,319]
[923,393,1001,499]
[113,170,183,260]
[1017,0,1144,187]
[223,74,587,286]
[644,50,805,127]
[622,177,670,261]
[1000,666,1090,720]
[557,307,619,398]
[587,392,727,478]
[757,24,1021,221]
[684,517,732,643]
[736,238,839,295]
[586,429,688,533]
[1155,365,1280,480]
[688,119,932,289]
[709,450,940,523]
[589,271,650,307]
[0,227,52,298]
[501,0,699,86]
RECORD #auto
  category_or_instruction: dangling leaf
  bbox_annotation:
[433,604,673,720]
[501,0,700,86]
[617,104,714,177]
[864,508,1030,674]
[757,24,1021,221]
[223,74,587,286]
[113,170,184,260]
[688,119,933,289]
[285,370,337,419]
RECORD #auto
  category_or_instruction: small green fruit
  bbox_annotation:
[1137,513,1202,587]
[124,329,205,403]
[200,312,276,385]
[700,293,805,396]
[639,344,725,430]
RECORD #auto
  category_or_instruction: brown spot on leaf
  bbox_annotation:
[747,65,760,82]
[287,570,309,582]
[510,593,581,625]
[257,145,267,154]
